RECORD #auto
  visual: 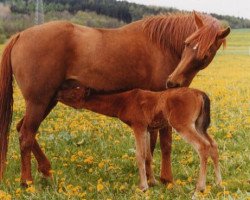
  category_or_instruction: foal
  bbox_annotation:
[57,86,221,192]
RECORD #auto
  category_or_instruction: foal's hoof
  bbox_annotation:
[216,179,222,187]
[192,192,198,200]
[139,184,149,192]
[195,185,206,193]
[148,178,158,187]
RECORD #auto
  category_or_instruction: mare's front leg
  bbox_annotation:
[132,126,149,191]
[159,125,173,183]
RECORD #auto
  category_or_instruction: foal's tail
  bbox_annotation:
[0,33,20,180]
[198,92,211,133]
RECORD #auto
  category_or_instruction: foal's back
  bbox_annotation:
[159,88,205,131]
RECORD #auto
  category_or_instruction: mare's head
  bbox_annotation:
[166,12,230,88]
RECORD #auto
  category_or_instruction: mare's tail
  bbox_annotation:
[0,33,20,180]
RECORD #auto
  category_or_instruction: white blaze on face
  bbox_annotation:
[193,43,199,50]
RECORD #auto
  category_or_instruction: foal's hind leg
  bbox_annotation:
[195,123,222,186]
[202,133,222,185]
[177,126,211,192]
[19,101,51,185]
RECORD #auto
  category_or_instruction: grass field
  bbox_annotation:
[0,29,249,200]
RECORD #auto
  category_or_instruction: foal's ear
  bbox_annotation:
[217,27,231,40]
[193,11,204,29]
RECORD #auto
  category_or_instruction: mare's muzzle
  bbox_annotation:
[166,81,180,88]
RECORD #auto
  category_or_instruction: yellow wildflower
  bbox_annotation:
[98,161,105,169]
[97,183,104,192]
[26,186,36,193]
[84,156,94,164]
[166,183,174,190]
[0,190,11,200]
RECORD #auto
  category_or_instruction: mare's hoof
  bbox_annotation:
[20,180,32,188]
[160,177,173,184]
[38,165,53,180]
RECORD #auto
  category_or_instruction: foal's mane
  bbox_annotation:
[142,12,224,58]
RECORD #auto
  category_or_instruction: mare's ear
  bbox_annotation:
[217,27,231,40]
[193,11,204,29]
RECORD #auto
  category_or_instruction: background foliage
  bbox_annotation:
[1,0,250,43]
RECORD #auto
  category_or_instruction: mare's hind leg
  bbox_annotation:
[159,125,173,183]
[17,100,57,179]
[19,101,52,185]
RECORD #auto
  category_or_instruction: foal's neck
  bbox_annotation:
[83,92,128,118]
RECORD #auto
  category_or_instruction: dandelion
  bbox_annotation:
[88,168,93,173]
[225,133,232,139]
[119,184,126,191]
[97,183,104,192]
[84,156,94,164]
[187,177,192,182]
[71,155,77,162]
[98,161,105,169]
[122,154,129,159]
[0,190,11,200]
[26,185,36,193]
[15,178,20,182]
[77,151,84,157]
[26,180,33,186]
[166,183,174,190]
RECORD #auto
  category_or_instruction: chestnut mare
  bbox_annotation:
[57,85,221,192]
[0,12,230,184]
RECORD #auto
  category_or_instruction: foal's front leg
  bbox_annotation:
[145,132,157,186]
[132,126,149,191]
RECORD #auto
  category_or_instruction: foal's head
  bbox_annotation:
[166,12,230,88]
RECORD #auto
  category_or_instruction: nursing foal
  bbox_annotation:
[57,85,221,192]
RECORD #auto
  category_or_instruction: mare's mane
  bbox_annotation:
[142,12,224,58]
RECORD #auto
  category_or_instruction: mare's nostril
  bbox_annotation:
[166,81,175,88]
[166,81,180,88]
[175,83,181,87]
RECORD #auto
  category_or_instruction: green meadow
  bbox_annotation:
[0,29,249,199]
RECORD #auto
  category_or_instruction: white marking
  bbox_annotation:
[193,43,199,50]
